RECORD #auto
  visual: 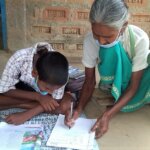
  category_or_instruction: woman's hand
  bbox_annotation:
[91,111,110,139]
[38,94,59,112]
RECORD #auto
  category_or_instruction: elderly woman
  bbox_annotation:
[65,0,150,138]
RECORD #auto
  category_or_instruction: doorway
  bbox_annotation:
[0,0,7,50]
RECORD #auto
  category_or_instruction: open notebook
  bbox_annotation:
[46,114,96,150]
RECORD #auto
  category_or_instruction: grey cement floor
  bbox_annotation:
[0,51,150,150]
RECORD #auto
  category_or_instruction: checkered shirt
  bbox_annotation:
[0,42,65,100]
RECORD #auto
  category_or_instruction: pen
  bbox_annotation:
[69,101,73,129]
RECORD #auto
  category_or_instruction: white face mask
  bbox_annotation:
[95,39,119,48]
[95,30,121,48]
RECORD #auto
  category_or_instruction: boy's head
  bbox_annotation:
[32,48,68,94]
[36,51,69,86]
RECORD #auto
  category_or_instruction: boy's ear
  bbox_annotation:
[32,70,38,78]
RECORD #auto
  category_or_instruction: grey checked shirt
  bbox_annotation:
[0,42,65,100]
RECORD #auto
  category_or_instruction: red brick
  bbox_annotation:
[51,43,64,50]
[62,27,80,35]
[33,26,51,33]
[78,12,89,20]
[43,7,69,21]
[76,44,83,50]
[130,13,150,22]
[125,0,147,6]
[65,0,84,4]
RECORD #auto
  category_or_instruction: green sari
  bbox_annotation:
[98,28,150,112]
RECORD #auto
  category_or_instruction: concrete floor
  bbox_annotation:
[0,51,150,150]
[84,99,150,150]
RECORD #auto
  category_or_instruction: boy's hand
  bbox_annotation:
[5,111,33,125]
[38,95,59,112]
[64,108,81,128]
[5,105,44,125]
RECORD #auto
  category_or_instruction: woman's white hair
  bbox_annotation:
[89,0,129,29]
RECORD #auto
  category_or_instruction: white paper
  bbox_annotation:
[46,114,96,150]
[0,122,43,150]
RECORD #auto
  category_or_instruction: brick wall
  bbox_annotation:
[126,0,150,38]
[5,0,150,57]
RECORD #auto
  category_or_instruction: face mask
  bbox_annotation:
[33,78,48,96]
[95,39,119,48]
[95,30,121,48]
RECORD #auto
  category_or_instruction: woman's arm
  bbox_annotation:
[76,67,96,113]
[65,67,96,127]
[106,69,144,119]
[91,69,144,138]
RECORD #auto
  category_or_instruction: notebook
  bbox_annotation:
[46,114,96,150]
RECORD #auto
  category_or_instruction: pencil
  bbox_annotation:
[69,101,73,129]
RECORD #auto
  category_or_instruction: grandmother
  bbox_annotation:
[65,0,150,138]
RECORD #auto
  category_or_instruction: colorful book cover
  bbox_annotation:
[20,130,43,150]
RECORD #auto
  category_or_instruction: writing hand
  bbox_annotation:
[64,108,80,128]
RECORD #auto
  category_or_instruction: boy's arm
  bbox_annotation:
[0,51,41,101]
[5,105,44,125]
[3,89,59,112]
[3,89,40,101]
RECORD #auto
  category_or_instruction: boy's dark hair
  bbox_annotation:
[36,50,68,86]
